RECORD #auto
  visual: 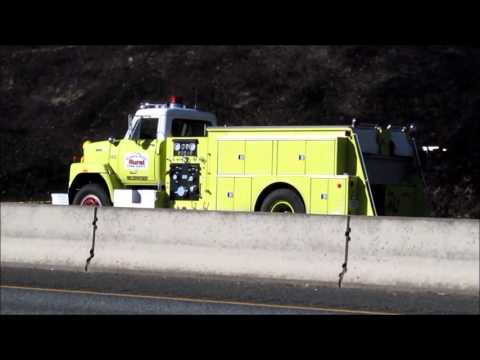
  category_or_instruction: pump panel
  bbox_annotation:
[170,163,200,200]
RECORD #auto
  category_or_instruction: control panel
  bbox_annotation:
[169,163,201,200]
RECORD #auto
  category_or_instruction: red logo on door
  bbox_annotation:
[124,153,148,170]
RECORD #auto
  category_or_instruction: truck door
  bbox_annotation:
[116,117,160,185]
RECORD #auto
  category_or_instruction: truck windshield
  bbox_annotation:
[131,117,159,140]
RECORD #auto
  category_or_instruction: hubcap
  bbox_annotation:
[80,195,102,207]
[270,201,294,213]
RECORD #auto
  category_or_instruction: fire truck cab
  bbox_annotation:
[68,96,216,206]
[125,97,217,140]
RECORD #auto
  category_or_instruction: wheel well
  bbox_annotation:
[69,173,110,204]
[254,182,305,211]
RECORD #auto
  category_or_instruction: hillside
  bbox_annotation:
[1,45,479,218]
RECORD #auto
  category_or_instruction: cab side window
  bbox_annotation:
[133,118,159,139]
[171,118,211,137]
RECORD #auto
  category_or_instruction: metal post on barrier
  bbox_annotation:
[338,215,351,288]
[84,207,98,272]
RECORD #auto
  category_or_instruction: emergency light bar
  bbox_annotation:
[139,96,187,110]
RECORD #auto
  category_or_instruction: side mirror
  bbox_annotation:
[128,114,133,130]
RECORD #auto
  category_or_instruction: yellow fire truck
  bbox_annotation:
[63,96,428,216]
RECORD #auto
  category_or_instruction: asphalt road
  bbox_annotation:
[1,286,338,314]
[1,266,478,314]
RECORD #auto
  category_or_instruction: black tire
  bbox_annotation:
[73,184,111,206]
[260,188,305,213]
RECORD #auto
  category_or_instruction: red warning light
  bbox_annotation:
[169,95,183,105]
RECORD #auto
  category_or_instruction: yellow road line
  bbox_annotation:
[0,285,398,315]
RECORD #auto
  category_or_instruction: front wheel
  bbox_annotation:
[73,184,111,206]
[260,189,305,214]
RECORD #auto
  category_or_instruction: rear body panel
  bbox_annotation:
[165,126,379,216]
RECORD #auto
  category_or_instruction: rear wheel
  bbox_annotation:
[260,189,305,214]
[73,184,111,207]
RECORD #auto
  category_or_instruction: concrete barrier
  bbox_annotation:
[1,202,478,294]
[91,206,347,282]
[346,216,479,292]
[1,203,92,268]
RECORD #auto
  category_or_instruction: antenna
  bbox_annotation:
[194,87,198,109]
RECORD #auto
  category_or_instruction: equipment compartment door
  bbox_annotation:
[216,177,235,211]
[306,140,335,175]
[245,141,273,175]
[310,178,329,214]
[328,178,347,215]
[217,141,245,175]
[234,177,252,211]
[277,141,306,175]
[216,177,251,212]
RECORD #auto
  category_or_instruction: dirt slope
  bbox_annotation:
[1,45,479,218]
